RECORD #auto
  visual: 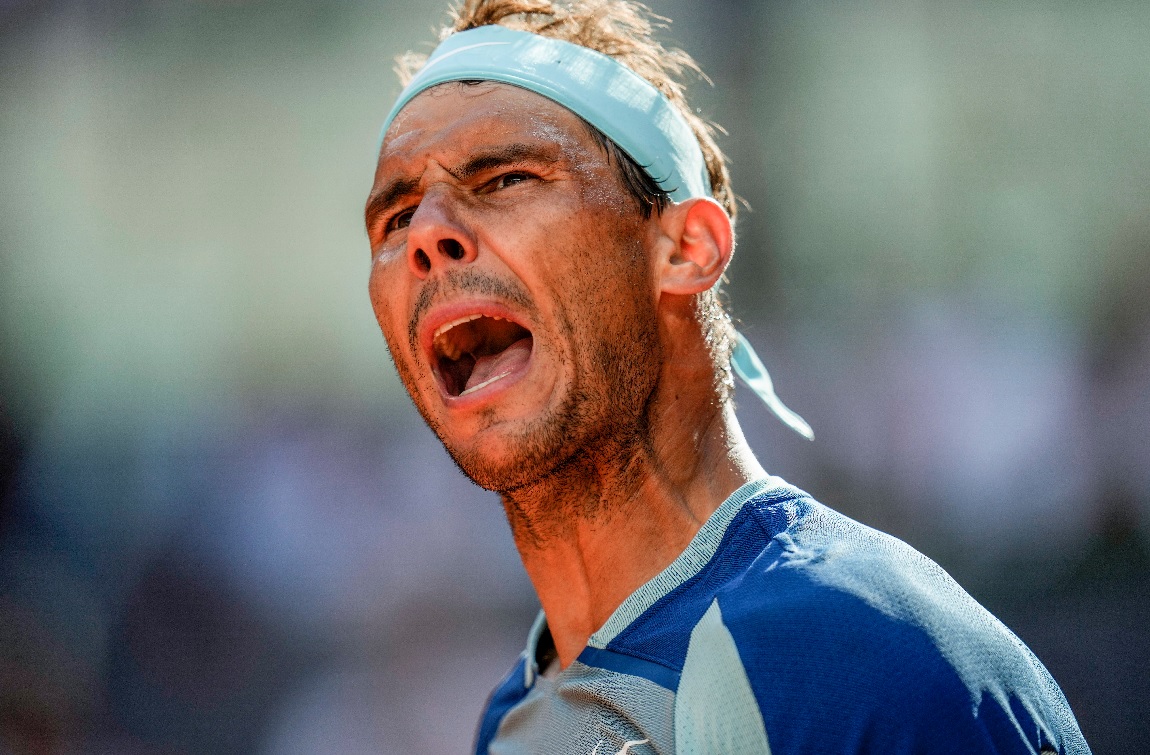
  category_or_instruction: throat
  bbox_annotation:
[509,463,694,670]
[502,433,654,545]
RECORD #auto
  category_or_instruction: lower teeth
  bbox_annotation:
[459,369,512,396]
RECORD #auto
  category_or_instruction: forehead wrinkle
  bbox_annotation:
[392,83,591,165]
[366,121,443,226]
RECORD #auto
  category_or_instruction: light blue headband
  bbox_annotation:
[381,24,709,200]
[382,25,813,440]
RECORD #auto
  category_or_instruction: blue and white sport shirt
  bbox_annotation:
[475,478,1090,754]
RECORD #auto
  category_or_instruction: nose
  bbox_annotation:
[405,187,478,278]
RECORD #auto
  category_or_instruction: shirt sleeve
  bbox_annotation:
[710,554,1090,755]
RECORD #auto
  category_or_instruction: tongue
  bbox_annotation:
[464,337,532,393]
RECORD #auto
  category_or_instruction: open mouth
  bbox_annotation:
[431,314,533,398]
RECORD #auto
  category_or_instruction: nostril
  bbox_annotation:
[440,238,466,260]
[414,248,431,272]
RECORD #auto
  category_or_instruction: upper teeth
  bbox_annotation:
[432,312,503,340]
[434,314,483,341]
[432,314,507,360]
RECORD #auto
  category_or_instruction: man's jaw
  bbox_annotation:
[419,301,535,406]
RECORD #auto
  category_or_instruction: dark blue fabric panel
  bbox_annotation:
[474,657,529,755]
[576,646,681,691]
[721,567,1008,753]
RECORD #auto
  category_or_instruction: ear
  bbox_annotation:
[655,197,734,296]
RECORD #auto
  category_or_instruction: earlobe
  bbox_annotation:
[658,197,734,296]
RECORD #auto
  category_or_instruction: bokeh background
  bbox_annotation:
[2,0,1148,752]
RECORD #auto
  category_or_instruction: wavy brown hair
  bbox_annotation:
[393,0,738,398]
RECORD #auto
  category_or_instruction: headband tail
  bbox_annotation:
[731,331,814,441]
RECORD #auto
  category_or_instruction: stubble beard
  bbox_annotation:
[427,268,663,542]
[450,298,661,504]
[387,225,661,538]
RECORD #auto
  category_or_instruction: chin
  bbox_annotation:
[439,389,606,492]
[450,453,536,493]
[441,422,569,493]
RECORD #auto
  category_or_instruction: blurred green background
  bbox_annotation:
[1,0,1147,751]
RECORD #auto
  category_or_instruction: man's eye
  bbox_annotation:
[494,172,531,190]
[387,209,415,233]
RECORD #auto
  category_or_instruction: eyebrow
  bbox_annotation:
[364,142,561,229]
[364,176,419,231]
[451,143,558,181]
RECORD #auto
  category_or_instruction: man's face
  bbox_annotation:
[366,82,662,491]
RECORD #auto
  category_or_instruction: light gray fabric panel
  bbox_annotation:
[675,599,772,754]
[489,663,674,755]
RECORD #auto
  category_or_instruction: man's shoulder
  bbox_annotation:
[616,481,979,642]
[607,482,969,676]
[717,490,996,697]
[721,485,994,646]
[704,485,1089,754]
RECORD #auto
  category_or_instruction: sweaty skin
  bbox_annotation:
[367,82,766,668]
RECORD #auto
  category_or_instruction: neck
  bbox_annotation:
[501,375,765,669]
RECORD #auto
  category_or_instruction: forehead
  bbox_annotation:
[376,82,597,174]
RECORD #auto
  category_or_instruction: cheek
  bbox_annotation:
[561,218,650,298]
[368,264,409,354]
[541,239,654,359]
